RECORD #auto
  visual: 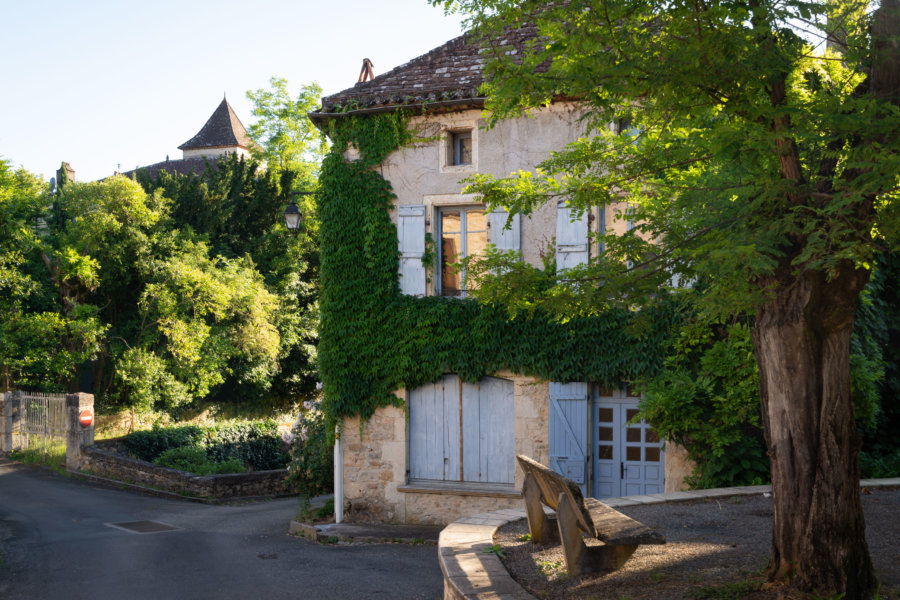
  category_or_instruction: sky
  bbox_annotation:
[0,0,466,183]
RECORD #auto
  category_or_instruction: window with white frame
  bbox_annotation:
[408,374,514,486]
[438,206,487,296]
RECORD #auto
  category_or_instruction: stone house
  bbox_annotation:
[310,31,692,525]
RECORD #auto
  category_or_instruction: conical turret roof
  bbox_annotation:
[178,98,256,151]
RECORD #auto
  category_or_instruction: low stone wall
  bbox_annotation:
[77,447,290,499]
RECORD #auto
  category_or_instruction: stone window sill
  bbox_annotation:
[398,480,521,498]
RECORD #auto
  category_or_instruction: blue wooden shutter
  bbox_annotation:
[409,375,460,481]
[398,204,426,296]
[488,209,521,253]
[556,200,589,272]
[549,381,589,496]
[552,203,590,495]
[461,377,514,484]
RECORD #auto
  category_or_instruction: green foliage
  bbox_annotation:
[136,153,319,415]
[638,320,770,489]
[204,420,288,471]
[153,445,245,475]
[246,77,328,181]
[0,159,106,391]
[859,449,900,479]
[125,424,204,462]
[316,114,676,429]
[125,420,288,472]
[286,399,334,498]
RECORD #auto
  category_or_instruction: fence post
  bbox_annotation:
[0,392,9,452]
[1,391,23,453]
[65,393,94,470]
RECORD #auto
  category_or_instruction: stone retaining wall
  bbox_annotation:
[78,447,290,499]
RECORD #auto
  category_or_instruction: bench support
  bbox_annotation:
[522,472,559,545]
[557,493,638,576]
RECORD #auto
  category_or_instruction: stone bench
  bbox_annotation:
[516,454,665,576]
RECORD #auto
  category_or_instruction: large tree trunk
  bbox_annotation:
[752,263,876,599]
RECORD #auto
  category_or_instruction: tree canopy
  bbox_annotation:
[432,0,899,597]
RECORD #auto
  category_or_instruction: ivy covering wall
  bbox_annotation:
[316,113,678,429]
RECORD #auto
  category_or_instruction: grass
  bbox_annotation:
[10,438,67,475]
[297,497,334,522]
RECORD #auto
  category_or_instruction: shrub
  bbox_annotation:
[286,400,333,499]
[638,321,770,489]
[123,420,289,471]
[860,449,900,479]
[125,425,204,462]
[204,420,288,471]
[153,446,245,475]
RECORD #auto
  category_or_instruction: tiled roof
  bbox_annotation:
[178,98,257,151]
[119,157,219,180]
[310,26,537,120]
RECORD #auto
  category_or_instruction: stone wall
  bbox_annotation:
[340,373,549,526]
[78,447,290,499]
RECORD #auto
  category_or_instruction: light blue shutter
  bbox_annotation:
[549,382,589,496]
[398,205,426,296]
[488,209,521,253]
[461,377,514,484]
[556,201,589,272]
[552,202,590,495]
[409,375,460,481]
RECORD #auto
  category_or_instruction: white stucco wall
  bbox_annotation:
[380,103,629,278]
[182,146,251,160]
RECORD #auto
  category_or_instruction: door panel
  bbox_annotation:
[548,382,589,496]
[593,389,665,498]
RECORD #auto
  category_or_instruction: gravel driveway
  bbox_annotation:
[495,486,900,599]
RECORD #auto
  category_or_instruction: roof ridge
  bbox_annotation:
[178,98,256,151]
[313,25,537,119]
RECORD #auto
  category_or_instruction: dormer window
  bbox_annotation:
[449,130,472,166]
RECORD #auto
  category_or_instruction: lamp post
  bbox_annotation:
[284,191,312,233]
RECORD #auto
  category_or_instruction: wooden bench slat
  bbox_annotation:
[584,498,665,545]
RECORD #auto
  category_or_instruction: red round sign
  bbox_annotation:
[79,409,93,428]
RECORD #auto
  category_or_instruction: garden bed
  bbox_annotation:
[77,445,291,500]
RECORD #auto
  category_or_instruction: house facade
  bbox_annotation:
[311,32,692,525]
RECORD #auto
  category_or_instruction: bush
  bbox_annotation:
[125,425,204,462]
[153,446,245,475]
[286,400,333,499]
[205,420,288,471]
[860,449,900,479]
[638,321,770,489]
[123,420,289,471]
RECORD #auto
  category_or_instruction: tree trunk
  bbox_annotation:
[752,263,876,598]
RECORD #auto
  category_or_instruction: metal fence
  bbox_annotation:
[7,391,68,456]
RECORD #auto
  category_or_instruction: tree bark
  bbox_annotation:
[752,262,876,599]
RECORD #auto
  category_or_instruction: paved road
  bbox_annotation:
[0,459,443,600]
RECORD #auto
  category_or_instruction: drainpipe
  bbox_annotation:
[334,426,343,523]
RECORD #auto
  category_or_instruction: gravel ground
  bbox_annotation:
[494,487,900,599]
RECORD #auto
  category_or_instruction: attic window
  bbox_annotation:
[449,130,472,166]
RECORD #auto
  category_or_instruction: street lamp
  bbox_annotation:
[284,191,312,233]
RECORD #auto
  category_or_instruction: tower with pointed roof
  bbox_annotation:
[178,97,258,160]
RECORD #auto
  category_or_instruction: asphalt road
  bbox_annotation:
[0,458,443,600]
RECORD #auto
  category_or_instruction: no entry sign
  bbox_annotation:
[79,409,93,428]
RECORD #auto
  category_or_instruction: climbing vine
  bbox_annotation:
[317,113,678,430]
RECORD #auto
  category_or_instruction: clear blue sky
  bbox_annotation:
[0,0,466,183]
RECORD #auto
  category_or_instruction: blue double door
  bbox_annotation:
[550,384,665,499]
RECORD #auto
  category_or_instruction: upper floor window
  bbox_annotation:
[449,130,472,166]
[438,207,486,297]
